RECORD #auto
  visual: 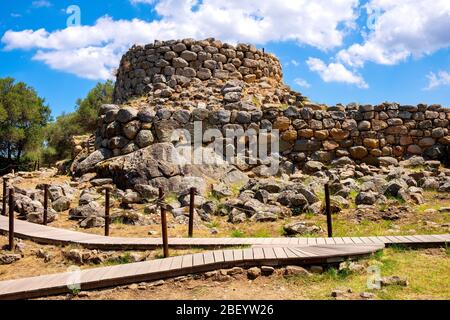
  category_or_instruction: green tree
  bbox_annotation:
[0,77,51,164]
[75,80,114,132]
[43,80,114,162]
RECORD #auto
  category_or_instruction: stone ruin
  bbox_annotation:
[72,38,450,194]
[4,38,450,231]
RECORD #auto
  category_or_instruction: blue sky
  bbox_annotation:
[1,0,450,118]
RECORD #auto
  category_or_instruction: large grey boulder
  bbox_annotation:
[75,148,112,175]
[80,216,105,229]
[69,201,102,220]
[95,143,248,195]
[355,191,377,205]
[27,209,58,224]
[52,196,71,212]
[383,179,408,197]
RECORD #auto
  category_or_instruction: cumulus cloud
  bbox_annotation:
[337,0,450,67]
[130,0,157,4]
[425,71,450,90]
[1,0,358,80]
[307,57,368,89]
[293,78,311,89]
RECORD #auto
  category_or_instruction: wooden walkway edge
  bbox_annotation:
[1,216,449,250]
[0,244,384,300]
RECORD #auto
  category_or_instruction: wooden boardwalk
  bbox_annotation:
[0,216,449,250]
[0,244,384,300]
[0,216,449,300]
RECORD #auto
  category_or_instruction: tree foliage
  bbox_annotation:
[44,80,114,162]
[0,77,51,164]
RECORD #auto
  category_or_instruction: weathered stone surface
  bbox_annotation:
[52,196,71,212]
[0,253,21,265]
[283,222,322,236]
[75,149,112,175]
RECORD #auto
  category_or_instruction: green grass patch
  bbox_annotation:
[230,229,246,238]
[250,228,271,238]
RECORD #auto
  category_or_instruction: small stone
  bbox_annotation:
[360,292,375,299]
[0,253,21,265]
[128,284,139,290]
[226,267,244,275]
[247,267,261,280]
[284,266,311,277]
[261,266,275,276]
[149,280,165,287]
[204,271,218,279]
[381,276,408,287]
[331,289,345,298]
[77,292,91,298]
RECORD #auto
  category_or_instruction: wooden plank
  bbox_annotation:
[316,238,326,245]
[181,254,193,269]
[273,247,288,259]
[253,247,265,260]
[290,247,319,258]
[341,237,355,244]
[203,252,215,265]
[243,249,254,261]
[324,238,336,245]
[359,237,375,244]
[169,255,183,270]
[306,238,317,245]
[366,236,384,244]
[213,251,224,263]
[375,236,392,244]
[262,247,276,260]
[232,249,243,262]
[223,250,234,262]
[192,253,204,267]
[350,237,364,244]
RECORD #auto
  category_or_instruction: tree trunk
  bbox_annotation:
[7,143,11,161]
[17,147,22,162]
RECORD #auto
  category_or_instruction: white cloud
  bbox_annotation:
[1,0,359,80]
[425,70,450,90]
[337,0,450,67]
[32,0,52,8]
[293,78,311,88]
[290,60,300,67]
[130,0,157,4]
[307,57,368,89]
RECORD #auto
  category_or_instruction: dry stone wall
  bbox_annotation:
[113,38,283,103]
[95,102,450,168]
[93,39,450,173]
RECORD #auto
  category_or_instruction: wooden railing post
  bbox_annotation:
[325,183,333,238]
[2,178,8,216]
[43,184,49,225]
[104,188,110,237]
[188,187,196,238]
[8,188,15,251]
[159,187,169,258]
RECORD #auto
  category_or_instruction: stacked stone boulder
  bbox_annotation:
[82,39,450,178]
[113,38,284,103]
